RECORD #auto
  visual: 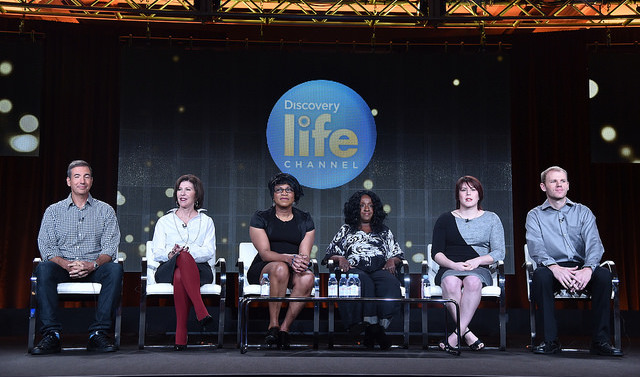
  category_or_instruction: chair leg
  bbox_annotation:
[529,298,537,349]
[236,299,242,348]
[28,279,38,353]
[313,301,319,350]
[138,293,147,350]
[115,299,122,349]
[403,302,410,349]
[613,290,621,350]
[217,296,226,348]
[421,302,429,349]
[499,298,507,351]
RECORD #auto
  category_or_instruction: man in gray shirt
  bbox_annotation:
[31,160,123,355]
[525,166,622,356]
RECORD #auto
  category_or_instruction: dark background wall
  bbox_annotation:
[1,20,639,318]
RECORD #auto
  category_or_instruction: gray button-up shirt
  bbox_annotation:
[525,198,604,270]
[37,194,120,262]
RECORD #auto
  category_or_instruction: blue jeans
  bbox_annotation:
[36,261,123,334]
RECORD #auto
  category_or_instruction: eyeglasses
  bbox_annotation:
[274,187,294,194]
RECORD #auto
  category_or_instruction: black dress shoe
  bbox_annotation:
[198,315,213,330]
[533,340,560,355]
[174,344,188,351]
[264,327,280,346]
[590,342,623,357]
[87,331,117,352]
[278,331,291,350]
[31,331,61,355]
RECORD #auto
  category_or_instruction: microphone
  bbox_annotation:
[559,216,564,223]
[465,218,469,223]
[182,223,187,228]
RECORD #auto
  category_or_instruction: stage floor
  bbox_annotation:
[1,334,638,377]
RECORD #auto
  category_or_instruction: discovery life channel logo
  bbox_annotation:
[266,80,377,189]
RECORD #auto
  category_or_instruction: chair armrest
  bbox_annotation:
[421,260,429,276]
[32,258,42,278]
[496,259,505,293]
[310,258,319,297]
[236,259,245,298]
[398,259,410,298]
[216,258,227,294]
[600,260,619,286]
[140,257,148,282]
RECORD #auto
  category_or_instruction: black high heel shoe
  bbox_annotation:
[264,327,280,346]
[438,331,461,355]
[198,315,213,330]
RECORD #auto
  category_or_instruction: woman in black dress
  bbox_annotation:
[248,173,315,349]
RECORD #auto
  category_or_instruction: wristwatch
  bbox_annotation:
[93,262,99,270]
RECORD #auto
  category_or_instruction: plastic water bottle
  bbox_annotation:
[347,274,356,298]
[353,274,361,298]
[328,273,338,297]
[260,273,270,296]
[338,273,348,297]
[421,274,429,299]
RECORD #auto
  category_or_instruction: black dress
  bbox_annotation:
[247,206,315,284]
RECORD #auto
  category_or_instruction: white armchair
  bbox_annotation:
[236,242,319,348]
[422,244,506,350]
[138,241,226,348]
[27,257,124,353]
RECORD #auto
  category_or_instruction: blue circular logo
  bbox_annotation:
[266,80,377,189]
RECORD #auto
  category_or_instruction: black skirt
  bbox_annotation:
[155,256,214,286]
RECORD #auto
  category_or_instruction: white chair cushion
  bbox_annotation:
[57,282,102,294]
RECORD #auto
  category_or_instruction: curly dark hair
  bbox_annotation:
[344,190,386,233]
[268,172,304,203]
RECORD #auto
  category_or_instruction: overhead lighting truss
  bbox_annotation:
[1,0,640,29]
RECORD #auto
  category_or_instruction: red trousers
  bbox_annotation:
[173,252,209,345]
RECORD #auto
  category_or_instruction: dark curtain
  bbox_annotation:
[0,24,120,308]
[0,22,638,312]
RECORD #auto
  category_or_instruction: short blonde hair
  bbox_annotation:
[540,166,568,183]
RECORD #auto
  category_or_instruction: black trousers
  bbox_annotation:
[338,267,401,330]
[531,263,612,343]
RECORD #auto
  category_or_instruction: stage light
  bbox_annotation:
[411,253,425,263]
[9,134,39,152]
[405,241,413,248]
[165,188,174,198]
[619,145,633,158]
[589,79,599,99]
[19,114,39,132]
[125,235,134,243]
[600,125,617,142]
[156,210,164,218]
[383,204,391,214]
[452,78,460,86]
[0,99,12,113]
[371,108,378,116]
[0,60,12,76]
[144,226,150,232]
[363,179,373,189]
[117,191,126,205]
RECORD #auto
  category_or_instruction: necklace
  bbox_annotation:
[172,210,202,247]
[275,211,294,222]
[453,210,482,223]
